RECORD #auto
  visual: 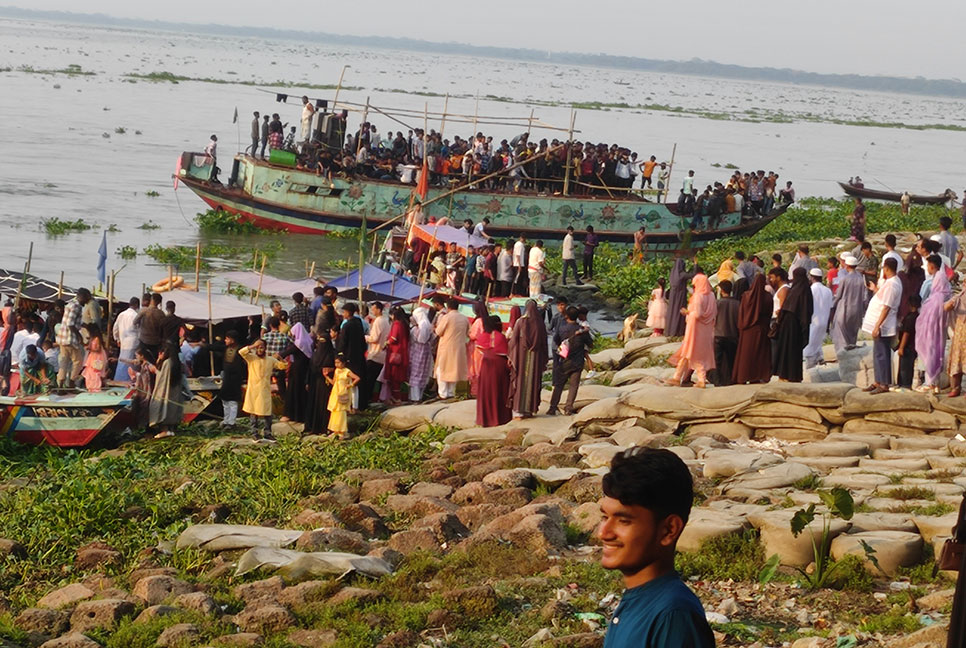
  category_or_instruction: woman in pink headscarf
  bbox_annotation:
[916,257,952,393]
[667,274,718,388]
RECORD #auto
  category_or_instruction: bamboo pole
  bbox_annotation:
[526,108,534,137]
[194,242,201,292]
[332,64,348,112]
[356,96,370,157]
[253,255,267,304]
[26,242,33,274]
[472,91,479,136]
[663,143,677,204]
[563,110,576,196]
[439,94,449,139]
[207,280,215,378]
[106,271,115,353]
[168,265,173,294]
[309,261,316,279]
[58,271,64,299]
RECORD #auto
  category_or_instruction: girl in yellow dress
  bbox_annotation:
[326,354,361,438]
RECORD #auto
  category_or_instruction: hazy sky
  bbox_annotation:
[8,0,964,79]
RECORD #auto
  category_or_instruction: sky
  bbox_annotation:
[6,0,964,80]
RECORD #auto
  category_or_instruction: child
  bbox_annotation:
[826,257,840,295]
[326,354,360,439]
[130,347,156,430]
[896,294,920,390]
[81,333,108,392]
[646,277,668,335]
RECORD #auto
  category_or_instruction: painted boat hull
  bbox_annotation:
[0,388,133,448]
[838,182,952,205]
[179,154,783,251]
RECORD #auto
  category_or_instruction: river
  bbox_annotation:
[1,17,964,302]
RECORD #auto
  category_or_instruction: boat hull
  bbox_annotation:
[0,388,133,448]
[838,182,951,205]
[179,155,782,251]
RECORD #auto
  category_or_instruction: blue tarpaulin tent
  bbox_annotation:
[326,264,423,301]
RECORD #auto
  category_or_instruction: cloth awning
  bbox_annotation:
[218,271,323,297]
[164,289,264,323]
[326,264,423,301]
[0,268,77,303]
[411,223,489,255]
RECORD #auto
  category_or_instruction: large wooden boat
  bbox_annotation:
[0,387,134,448]
[177,153,785,252]
[838,182,954,206]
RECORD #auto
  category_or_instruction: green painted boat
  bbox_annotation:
[176,152,784,251]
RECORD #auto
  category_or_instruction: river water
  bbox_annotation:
[1,17,965,301]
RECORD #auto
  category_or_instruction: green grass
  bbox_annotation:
[675,530,767,582]
[883,486,935,501]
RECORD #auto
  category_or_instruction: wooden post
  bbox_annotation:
[663,143,677,204]
[356,96,370,157]
[106,271,115,353]
[25,242,33,274]
[309,261,316,278]
[526,108,534,136]
[563,109,576,196]
[167,265,173,294]
[332,64,348,111]
[439,93,449,139]
[253,255,267,304]
[207,280,215,378]
[58,271,64,299]
[472,91,479,136]
[194,241,201,291]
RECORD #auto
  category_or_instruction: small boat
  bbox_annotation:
[838,182,955,206]
[183,376,222,424]
[0,387,134,447]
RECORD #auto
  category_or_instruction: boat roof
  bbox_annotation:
[0,386,133,407]
[0,268,78,303]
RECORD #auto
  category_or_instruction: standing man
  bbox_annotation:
[434,297,469,399]
[112,297,140,381]
[640,155,658,189]
[597,448,715,648]
[239,339,285,440]
[134,293,164,357]
[250,111,260,156]
[161,301,183,347]
[498,240,514,297]
[938,216,962,269]
[788,245,817,276]
[561,226,581,286]
[289,293,313,331]
[56,288,90,387]
[830,255,867,353]
[259,114,270,159]
[335,303,367,410]
[512,234,527,297]
[804,269,833,369]
[656,163,669,202]
[900,191,911,216]
[861,258,901,394]
[712,280,739,386]
[300,96,315,145]
[582,225,599,281]
[682,170,695,196]
[547,306,591,415]
[362,302,389,408]
[528,240,546,298]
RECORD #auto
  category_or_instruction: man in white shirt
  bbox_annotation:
[498,242,514,297]
[512,235,527,297]
[561,226,582,286]
[528,240,546,298]
[113,296,141,380]
[361,301,389,409]
[300,96,315,143]
[10,319,39,370]
[788,245,818,276]
[473,217,491,241]
[682,170,695,195]
[880,234,904,280]
[804,269,833,369]
[861,258,901,394]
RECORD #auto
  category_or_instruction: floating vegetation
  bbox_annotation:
[194,208,262,234]
[137,220,161,230]
[145,190,160,198]
[711,162,740,169]
[106,224,120,232]
[17,63,95,76]
[114,126,126,134]
[42,217,93,235]
[144,241,283,269]
[124,71,362,91]
[135,130,142,135]
[116,245,137,259]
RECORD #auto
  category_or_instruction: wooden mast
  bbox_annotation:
[332,64,348,112]
[563,110,576,196]
[357,96,371,306]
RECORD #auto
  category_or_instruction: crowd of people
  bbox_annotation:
[1,280,603,439]
[243,101,794,216]
[648,215,966,394]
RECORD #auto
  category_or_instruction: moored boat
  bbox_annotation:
[837,181,955,205]
[0,387,134,447]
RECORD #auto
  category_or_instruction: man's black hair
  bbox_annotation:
[883,257,898,273]
[268,316,281,329]
[940,216,953,230]
[719,280,733,295]
[861,241,872,251]
[909,294,922,308]
[292,292,304,303]
[556,295,569,305]
[771,253,782,264]
[313,286,325,296]
[445,297,460,310]
[565,306,579,321]
[602,447,694,524]
[768,267,788,282]
[927,254,943,268]
[734,251,746,261]
[129,296,140,309]
[343,302,358,315]
[885,234,897,247]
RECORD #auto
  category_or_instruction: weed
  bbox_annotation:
[883,486,935,501]
[828,554,875,592]
[589,332,625,354]
[116,245,137,260]
[793,473,823,491]
[858,610,922,634]
[137,221,161,230]
[114,127,126,134]
[195,208,261,234]
[145,190,160,197]
[41,217,92,235]
[790,487,855,589]
[676,530,767,582]
[563,521,589,546]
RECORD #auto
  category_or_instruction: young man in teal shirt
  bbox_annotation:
[598,447,715,648]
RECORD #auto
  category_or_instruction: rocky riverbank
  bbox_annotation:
[2,326,965,648]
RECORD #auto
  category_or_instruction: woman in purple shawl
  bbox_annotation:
[915,256,951,393]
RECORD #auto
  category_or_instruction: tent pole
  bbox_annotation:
[207,280,215,378]
[194,242,201,291]
[253,255,267,304]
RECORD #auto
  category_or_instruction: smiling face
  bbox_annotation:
[597,496,680,581]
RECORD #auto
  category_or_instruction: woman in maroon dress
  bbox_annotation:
[382,307,410,404]
[476,315,512,427]
[732,273,773,384]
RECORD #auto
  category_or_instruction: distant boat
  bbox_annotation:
[838,181,955,205]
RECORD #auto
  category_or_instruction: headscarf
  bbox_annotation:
[508,305,521,330]
[689,274,717,325]
[716,259,736,284]
[738,274,771,330]
[411,308,434,345]
[670,258,688,288]
[780,267,814,333]
[290,322,313,359]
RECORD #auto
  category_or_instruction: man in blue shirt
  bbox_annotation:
[598,447,715,648]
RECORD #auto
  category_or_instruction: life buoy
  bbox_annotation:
[152,276,184,293]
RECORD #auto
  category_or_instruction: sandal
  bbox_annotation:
[949,388,962,398]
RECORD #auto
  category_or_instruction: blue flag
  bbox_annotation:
[97,230,107,285]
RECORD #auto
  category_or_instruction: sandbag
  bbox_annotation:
[572,397,645,428]
[540,384,624,411]
[865,409,957,431]
[380,403,448,432]
[235,546,393,578]
[739,416,827,434]
[842,389,931,415]
[686,421,753,441]
[842,418,930,437]
[739,402,823,424]
[431,399,480,429]
[176,524,302,552]
[753,382,854,408]
[755,428,828,442]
